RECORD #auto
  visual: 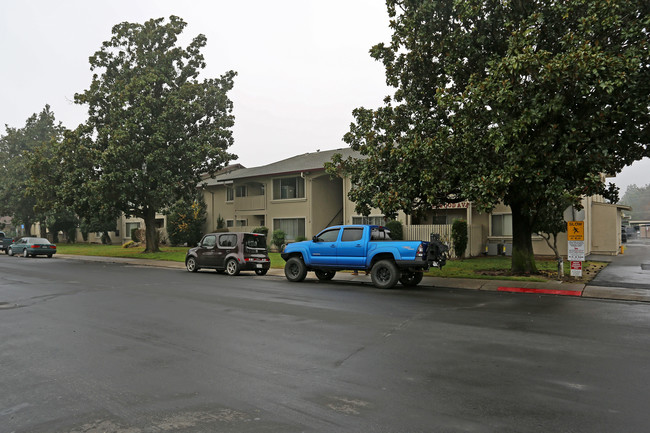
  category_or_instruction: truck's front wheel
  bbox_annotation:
[371,259,400,289]
[285,257,307,282]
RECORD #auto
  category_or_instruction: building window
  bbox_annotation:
[226,220,234,228]
[274,218,305,240]
[491,214,513,236]
[352,216,385,225]
[226,187,234,202]
[235,185,247,198]
[236,219,247,227]
[273,177,305,200]
[125,222,140,238]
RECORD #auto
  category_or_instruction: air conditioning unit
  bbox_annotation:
[504,243,513,256]
[487,243,499,256]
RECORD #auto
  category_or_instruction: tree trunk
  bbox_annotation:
[143,208,160,253]
[24,218,32,236]
[510,200,538,274]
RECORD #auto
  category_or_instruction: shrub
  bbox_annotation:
[272,230,286,250]
[252,226,269,237]
[122,240,136,248]
[167,195,207,246]
[386,220,403,240]
[295,236,308,242]
[216,214,226,230]
[451,219,468,258]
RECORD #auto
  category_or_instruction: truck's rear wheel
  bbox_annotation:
[371,259,400,289]
[285,257,307,282]
[314,270,336,281]
[399,271,423,287]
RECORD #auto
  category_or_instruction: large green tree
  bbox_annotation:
[620,184,650,220]
[331,0,649,273]
[0,106,64,236]
[73,16,237,252]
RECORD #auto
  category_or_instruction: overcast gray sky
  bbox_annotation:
[1,1,647,196]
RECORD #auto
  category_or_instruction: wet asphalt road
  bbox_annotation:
[1,255,649,433]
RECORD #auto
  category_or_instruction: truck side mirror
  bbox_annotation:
[312,236,319,242]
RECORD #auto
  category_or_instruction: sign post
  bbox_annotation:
[567,221,585,277]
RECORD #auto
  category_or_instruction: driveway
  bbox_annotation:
[587,237,650,290]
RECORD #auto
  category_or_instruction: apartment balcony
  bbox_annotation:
[234,194,266,212]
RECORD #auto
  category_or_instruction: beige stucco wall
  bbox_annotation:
[591,202,620,255]
[202,172,345,240]
[342,178,409,226]
[311,174,343,234]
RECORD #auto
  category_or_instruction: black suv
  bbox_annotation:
[185,232,270,276]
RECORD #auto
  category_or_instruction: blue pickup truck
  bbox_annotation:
[281,225,448,289]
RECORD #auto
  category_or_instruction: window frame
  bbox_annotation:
[272,176,306,200]
[273,217,306,241]
[490,213,513,237]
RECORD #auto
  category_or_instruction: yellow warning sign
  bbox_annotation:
[567,221,584,241]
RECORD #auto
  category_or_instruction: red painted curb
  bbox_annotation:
[497,287,582,296]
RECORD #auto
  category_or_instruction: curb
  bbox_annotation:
[55,255,650,303]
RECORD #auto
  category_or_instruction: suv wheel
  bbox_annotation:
[255,268,268,276]
[285,257,307,282]
[225,258,240,276]
[371,259,400,289]
[186,256,199,272]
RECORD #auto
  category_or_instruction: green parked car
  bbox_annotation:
[8,237,57,258]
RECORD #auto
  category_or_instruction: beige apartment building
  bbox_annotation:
[200,149,354,240]
[201,148,629,257]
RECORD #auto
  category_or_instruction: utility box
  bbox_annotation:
[504,243,513,256]
[487,243,499,256]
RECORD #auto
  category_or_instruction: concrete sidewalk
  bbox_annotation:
[56,253,650,303]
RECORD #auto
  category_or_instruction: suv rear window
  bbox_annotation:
[244,234,267,250]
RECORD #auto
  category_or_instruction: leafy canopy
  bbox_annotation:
[620,184,650,220]
[72,15,237,252]
[0,105,64,235]
[331,0,649,273]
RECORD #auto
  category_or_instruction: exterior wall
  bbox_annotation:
[341,178,408,226]
[310,174,343,234]
[202,171,346,242]
[591,202,620,255]
[402,196,625,258]
[204,184,232,232]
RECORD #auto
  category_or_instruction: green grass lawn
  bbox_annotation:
[57,243,286,267]
[57,243,604,282]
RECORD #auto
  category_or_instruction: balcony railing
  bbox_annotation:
[234,194,265,211]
